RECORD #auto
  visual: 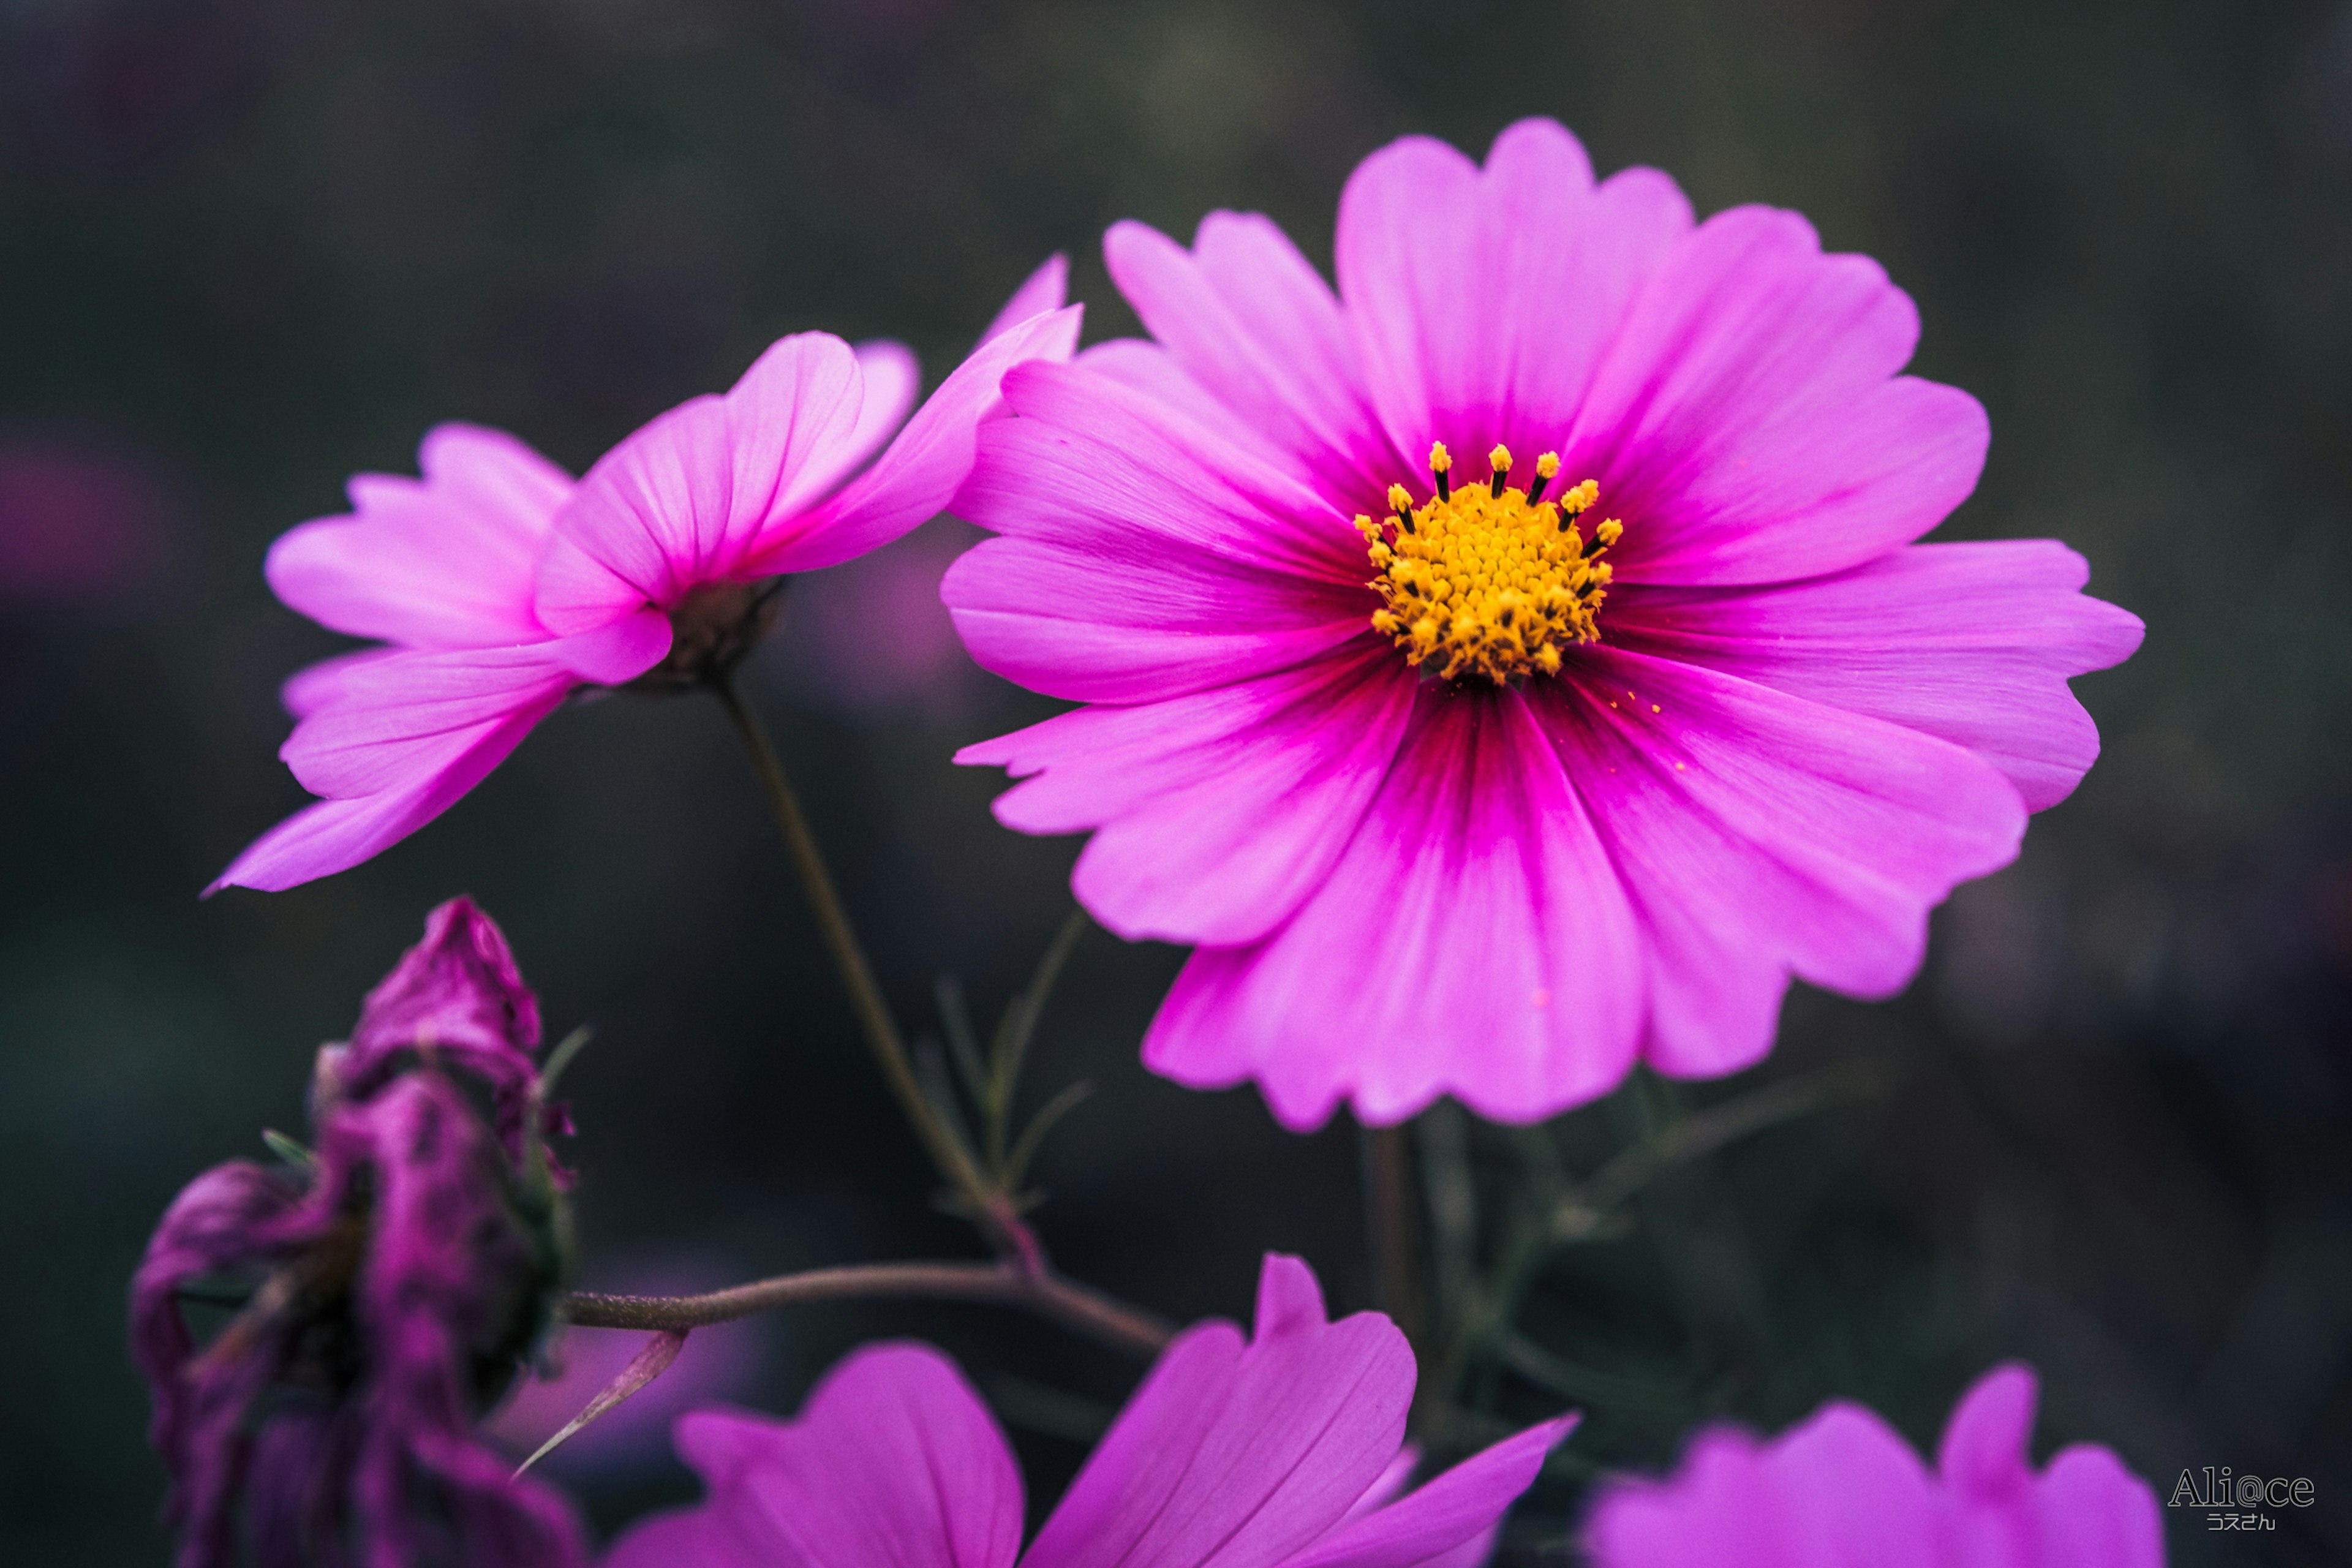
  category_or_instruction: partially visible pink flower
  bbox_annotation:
[132,899,582,1568]
[772,516,1000,720]
[606,1254,1574,1568]
[1584,1363,2164,1567]
[211,260,1079,894]
[0,432,174,605]
[945,119,2143,1128]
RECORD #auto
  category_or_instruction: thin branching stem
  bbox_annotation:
[564,1261,1174,1359]
[710,677,1002,1229]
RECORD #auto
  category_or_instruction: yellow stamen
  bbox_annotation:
[1362,447,1623,685]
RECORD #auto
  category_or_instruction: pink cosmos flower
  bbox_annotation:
[605,1254,1574,1568]
[211,262,1079,894]
[944,119,2144,1128]
[133,899,584,1568]
[1583,1363,2165,1567]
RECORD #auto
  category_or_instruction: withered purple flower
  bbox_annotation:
[132,899,584,1568]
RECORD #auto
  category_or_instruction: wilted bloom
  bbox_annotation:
[606,1254,1574,1568]
[1584,1363,2164,1567]
[211,262,1079,894]
[132,899,584,1567]
[946,120,2143,1128]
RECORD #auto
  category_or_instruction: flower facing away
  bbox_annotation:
[605,1253,1575,1568]
[209,260,1079,894]
[1583,1363,2165,1567]
[944,119,2145,1128]
[132,899,585,1568]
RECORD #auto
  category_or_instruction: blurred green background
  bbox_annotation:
[2,0,2347,1562]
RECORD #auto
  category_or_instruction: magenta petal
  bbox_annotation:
[1336,119,1691,477]
[943,361,1374,703]
[1585,1368,2163,1568]
[1279,1417,1576,1568]
[1107,214,1399,501]
[1145,687,1646,1129]
[601,1507,764,1568]
[1935,1363,2037,1496]
[979,252,1071,344]
[960,649,1414,945]
[761,304,1085,576]
[534,332,869,632]
[1528,650,2025,1079]
[2031,1447,2165,1568]
[1071,338,1298,469]
[266,423,571,649]
[1025,1257,1412,1568]
[282,648,400,720]
[1610,541,2145,810]
[838,339,924,483]
[276,646,579,798]
[647,1346,1023,1568]
[1564,205,1981,587]
[208,648,576,894]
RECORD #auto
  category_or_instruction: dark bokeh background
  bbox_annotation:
[3,0,2348,1562]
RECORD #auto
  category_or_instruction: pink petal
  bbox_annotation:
[759,304,1085,576]
[978,253,1070,344]
[658,1346,1025,1568]
[207,646,585,895]
[958,648,1415,945]
[601,1507,764,1568]
[282,648,400,720]
[837,340,924,484]
[2030,1447,2165,1568]
[1526,649,2025,1079]
[1609,541,2144,810]
[1253,1253,1332,1341]
[266,423,571,649]
[533,332,870,633]
[277,647,586,799]
[1026,1256,1412,1568]
[1562,205,1984,587]
[1584,1429,1792,1568]
[1145,685,1646,1129]
[1107,213,1400,502]
[1935,1363,2038,1498]
[943,360,1375,703]
[1763,1406,1943,1564]
[1336,119,1691,484]
[1072,339,1295,469]
[1279,1417,1576,1568]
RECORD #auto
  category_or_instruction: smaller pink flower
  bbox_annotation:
[210,261,1078,894]
[606,1254,1575,1568]
[1583,1363,2164,1567]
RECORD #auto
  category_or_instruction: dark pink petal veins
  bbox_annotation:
[1337,119,1691,482]
[1144,686,1645,1130]
[960,647,1415,946]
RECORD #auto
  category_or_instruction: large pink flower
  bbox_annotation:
[944,120,2143,1128]
[211,262,1078,894]
[1584,1363,2164,1567]
[605,1254,1573,1568]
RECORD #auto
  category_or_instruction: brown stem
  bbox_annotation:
[710,677,1017,1254]
[564,1261,1174,1360]
[1362,1121,1425,1351]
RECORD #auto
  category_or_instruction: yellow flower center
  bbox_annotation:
[1354,442,1623,685]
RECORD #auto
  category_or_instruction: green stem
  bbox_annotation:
[710,678,999,1224]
